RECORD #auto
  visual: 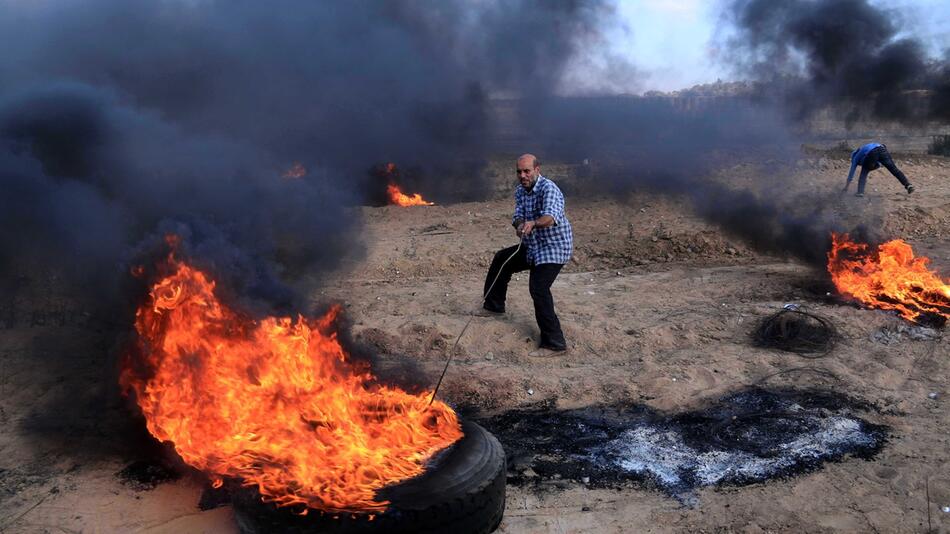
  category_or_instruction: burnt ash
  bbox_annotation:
[198,483,233,511]
[477,388,886,502]
[116,459,181,491]
[915,312,947,329]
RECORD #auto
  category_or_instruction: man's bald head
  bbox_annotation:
[517,154,540,169]
[516,153,541,189]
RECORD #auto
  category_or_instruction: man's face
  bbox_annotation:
[517,159,540,189]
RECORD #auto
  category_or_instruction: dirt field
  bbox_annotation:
[1,153,948,533]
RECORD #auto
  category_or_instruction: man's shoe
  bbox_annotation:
[854,192,865,197]
[528,345,567,357]
[906,184,915,194]
[473,306,505,317]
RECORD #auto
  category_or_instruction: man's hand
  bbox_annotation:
[521,220,536,237]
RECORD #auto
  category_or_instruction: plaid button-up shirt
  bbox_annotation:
[513,175,573,265]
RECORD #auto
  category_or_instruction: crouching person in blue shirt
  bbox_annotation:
[843,142,915,197]
[482,154,573,356]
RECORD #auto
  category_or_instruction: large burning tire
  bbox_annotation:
[232,420,506,534]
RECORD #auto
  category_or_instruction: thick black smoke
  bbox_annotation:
[8,0,921,311]
[524,92,862,265]
[0,82,353,311]
[4,0,931,317]
[0,1,632,460]
[515,0,950,263]
[723,0,950,123]
[0,0,622,312]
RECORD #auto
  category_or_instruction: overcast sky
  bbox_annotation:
[609,0,950,92]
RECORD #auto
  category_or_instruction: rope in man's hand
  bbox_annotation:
[428,238,525,406]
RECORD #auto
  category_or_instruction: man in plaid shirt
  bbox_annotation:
[482,154,573,355]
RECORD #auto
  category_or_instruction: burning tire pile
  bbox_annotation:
[231,420,506,534]
[120,248,506,533]
[828,233,950,327]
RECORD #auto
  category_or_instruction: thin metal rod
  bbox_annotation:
[429,240,523,405]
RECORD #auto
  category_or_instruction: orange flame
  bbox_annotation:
[386,183,434,207]
[828,233,949,324]
[121,252,462,512]
[380,162,434,206]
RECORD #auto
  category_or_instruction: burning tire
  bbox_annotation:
[231,420,506,534]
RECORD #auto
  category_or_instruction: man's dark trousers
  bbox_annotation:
[857,145,911,194]
[483,244,566,350]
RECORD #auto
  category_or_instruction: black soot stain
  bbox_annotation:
[477,387,887,504]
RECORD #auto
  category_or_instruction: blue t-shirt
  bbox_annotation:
[846,142,883,183]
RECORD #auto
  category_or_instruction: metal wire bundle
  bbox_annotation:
[753,309,837,357]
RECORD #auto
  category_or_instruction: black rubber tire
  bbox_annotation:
[232,419,506,534]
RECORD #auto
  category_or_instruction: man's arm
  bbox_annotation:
[523,184,563,236]
[512,189,526,236]
[520,215,554,236]
[843,157,858,191]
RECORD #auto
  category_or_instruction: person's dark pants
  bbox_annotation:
[483,245,566,350]
[857,145,911,194]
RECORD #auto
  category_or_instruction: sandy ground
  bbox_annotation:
[1,153,948,533]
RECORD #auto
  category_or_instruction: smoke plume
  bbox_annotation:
[516,0,950,263]
[5,0,942,309]
[0,0,638,456]
[723,0,950,123]
[0,0,622,311]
